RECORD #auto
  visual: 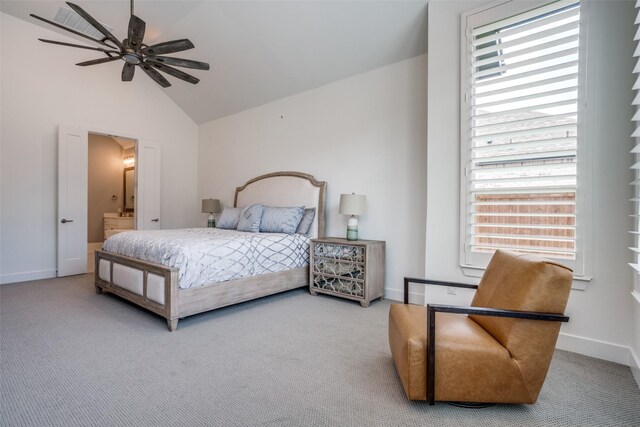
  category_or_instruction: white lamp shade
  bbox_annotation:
[339,193,366,216]
[201,198,221,214]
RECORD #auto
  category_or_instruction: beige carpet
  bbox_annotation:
[1,274,639,426]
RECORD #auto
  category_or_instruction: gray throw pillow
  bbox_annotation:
[296,208,316,235]
[236,204,264,233]
[260,206,305,234]
[217,206,242,229]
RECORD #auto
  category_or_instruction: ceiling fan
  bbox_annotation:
[30,0,210,88]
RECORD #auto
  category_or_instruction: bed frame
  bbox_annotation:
[94,171,326,331]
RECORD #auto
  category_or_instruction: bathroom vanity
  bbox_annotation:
[104,213,134,240]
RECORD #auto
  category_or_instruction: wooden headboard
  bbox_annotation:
[234,171,326,238]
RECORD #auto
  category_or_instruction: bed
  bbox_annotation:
[94,171,326,331]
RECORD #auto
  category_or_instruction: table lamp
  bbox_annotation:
[339,193,367,241]
[202,198,222,227]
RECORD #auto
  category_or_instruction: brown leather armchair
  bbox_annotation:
[388,250,572,405]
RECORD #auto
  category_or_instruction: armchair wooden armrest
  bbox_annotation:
[425,303,569,405]
[403,277,478,304]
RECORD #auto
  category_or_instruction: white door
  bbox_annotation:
[57,126,88,277]
[137,142,161,230]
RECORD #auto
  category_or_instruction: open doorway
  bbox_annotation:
[86,133,137,273]
[57,126,159,278]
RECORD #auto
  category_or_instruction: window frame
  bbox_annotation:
[459,0,593,285]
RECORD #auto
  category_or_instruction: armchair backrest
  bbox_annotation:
[470,250,573,400]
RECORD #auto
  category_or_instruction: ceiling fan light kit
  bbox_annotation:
[30,0,210,88]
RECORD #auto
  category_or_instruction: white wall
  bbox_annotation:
[425,0,637,366]
[199,55,428,296]
[0,13,199,284]
[633,295,640,384]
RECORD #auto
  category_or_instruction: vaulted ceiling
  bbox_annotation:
[1,1,428,124]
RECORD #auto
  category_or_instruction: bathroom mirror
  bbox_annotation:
[123,167,135,213]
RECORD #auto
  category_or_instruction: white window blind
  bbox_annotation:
[630,1,640,296]
[462,0,585,272]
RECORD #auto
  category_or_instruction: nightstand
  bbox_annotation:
[309,237,385,307]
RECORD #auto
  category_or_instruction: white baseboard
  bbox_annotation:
[630,347,640,387]
[384,288,404,302]
[556,332,635,366]
[0,269,56,285]
[385,288,424,305]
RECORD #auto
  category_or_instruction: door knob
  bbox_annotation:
[60,218,74,223]
[151,218,159,222]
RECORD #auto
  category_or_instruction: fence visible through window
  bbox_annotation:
[472,192,575,259]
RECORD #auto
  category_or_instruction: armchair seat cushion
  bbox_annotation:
[389,304,534,403]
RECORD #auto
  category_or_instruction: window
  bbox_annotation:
[460,0,589,277]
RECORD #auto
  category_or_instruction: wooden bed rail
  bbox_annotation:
[95,249,180,331]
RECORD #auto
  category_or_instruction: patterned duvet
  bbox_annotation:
[102,228,310,289]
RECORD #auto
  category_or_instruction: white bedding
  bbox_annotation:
[102,228,310,289]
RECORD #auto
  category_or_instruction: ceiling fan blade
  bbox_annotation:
[140,64,171,88]
[127,15,146,49]
[122,63,136,81]
[38,38,118,54]
[66,2,123,49]
[146,56,210,71]
[146,61,199,85]
[141,39,194,56]
[76,56,122,67]
[30,14,116,49]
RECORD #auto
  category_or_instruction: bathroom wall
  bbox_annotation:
[87,134,124,243]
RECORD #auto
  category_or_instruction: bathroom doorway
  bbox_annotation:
[86,133,137,272]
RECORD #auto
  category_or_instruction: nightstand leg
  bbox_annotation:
[310,289,318,296]
[360,300,370,308]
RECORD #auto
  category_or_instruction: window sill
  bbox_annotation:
[460,264,591,291]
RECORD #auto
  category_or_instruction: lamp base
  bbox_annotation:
[346,216,358,241]
[208,214,215,228]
